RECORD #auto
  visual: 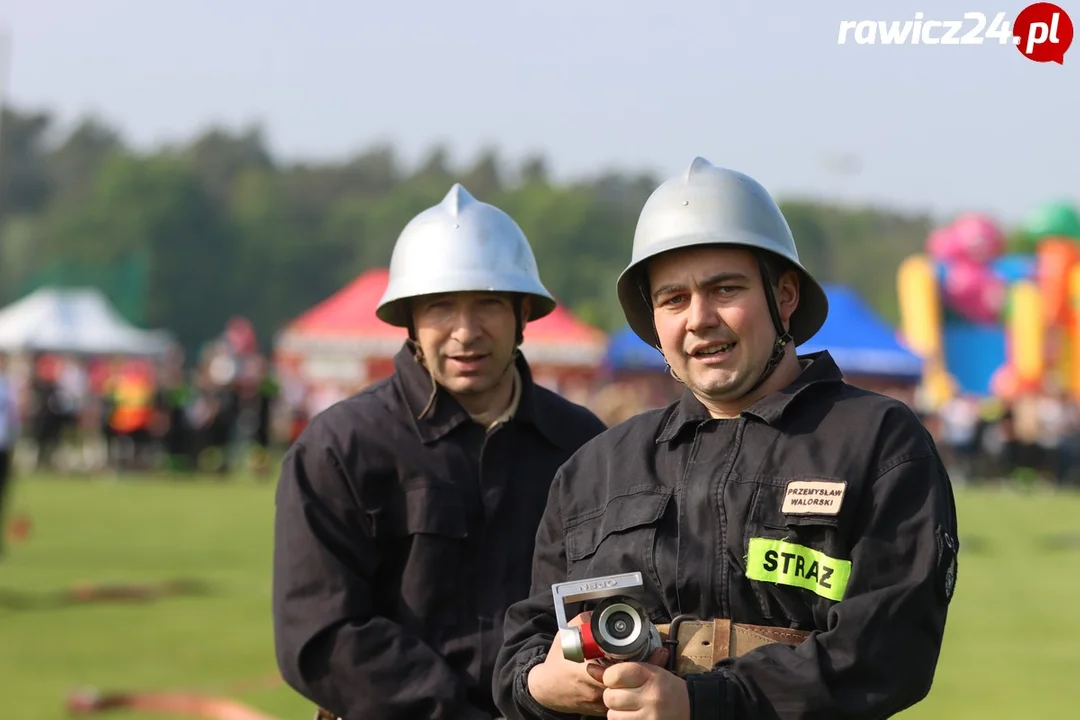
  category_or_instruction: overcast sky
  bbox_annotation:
[3,0,1077,226]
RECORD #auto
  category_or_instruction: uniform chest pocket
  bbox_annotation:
[744,480,851,620]
[564,488,671,589]
[369,484,472,539]
[368,484,474,621]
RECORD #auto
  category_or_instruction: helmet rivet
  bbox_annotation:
[682,200,689,206]
[453,223,460,229]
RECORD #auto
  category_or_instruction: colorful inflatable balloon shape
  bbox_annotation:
[950,212,1005,264]
[1023,200,1080,242]
[991,253,1037,284]
[1036,238,1079,326]
[926,225,966,264]
[1007,280,1045,389]
[943,260,1007,324]
[990,363,1042,399]
[989,367,1019,399]
[990,364,1021,399]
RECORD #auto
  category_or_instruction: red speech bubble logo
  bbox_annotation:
[1014,2,1073,63]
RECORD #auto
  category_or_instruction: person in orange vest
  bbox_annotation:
[108,361,156,470]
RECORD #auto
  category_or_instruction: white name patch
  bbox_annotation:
[781,480,847,516]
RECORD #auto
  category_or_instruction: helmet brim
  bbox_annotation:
[376,286,558,328]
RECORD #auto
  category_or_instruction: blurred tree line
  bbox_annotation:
[0,105,943,356]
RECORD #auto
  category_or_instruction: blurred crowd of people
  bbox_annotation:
[2,334,1079,491]
[6,343,282,476]
[0,314,369,479]
[926,389,1080,487]
[581,373,1080,489]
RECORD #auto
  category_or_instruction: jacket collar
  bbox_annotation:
[655,350,845,443]
[392,343,578,448]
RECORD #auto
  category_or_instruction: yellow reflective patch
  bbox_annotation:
[746,538,851,602]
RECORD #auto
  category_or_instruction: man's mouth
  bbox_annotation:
[449,354,489,363]
[690,342,736,357]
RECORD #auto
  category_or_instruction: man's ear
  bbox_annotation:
[776,270,800,327]
[519,296,532,323]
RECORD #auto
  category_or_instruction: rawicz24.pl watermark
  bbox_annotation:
[836,3,1074,63]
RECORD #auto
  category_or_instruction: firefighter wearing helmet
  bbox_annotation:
[272,184,606,720]
[495,158,958,720]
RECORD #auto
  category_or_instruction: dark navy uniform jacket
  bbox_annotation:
[495,351,959,720]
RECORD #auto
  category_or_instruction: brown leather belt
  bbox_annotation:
[657,618,811,676]
[312,619,811,717]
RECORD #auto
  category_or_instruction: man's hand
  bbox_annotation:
[586,651,690,720]
[526,612,608,716]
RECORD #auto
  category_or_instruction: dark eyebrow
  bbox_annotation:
[651,271,751,302]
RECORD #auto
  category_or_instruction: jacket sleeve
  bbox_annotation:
[272,440,492,720]
[686,449,959,720]
[493,471,582,720]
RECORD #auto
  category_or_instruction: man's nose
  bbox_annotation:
[450,309,483,343]
[685,293,720,334]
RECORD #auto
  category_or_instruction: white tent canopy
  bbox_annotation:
[0,286,174,356]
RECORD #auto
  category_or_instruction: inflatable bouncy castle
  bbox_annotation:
[897,199,1080,407]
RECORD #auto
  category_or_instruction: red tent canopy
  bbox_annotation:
[519,304,607,366]
[286,268,405,339]
[525,304,606,343]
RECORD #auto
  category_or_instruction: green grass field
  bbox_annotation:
[1,474,1077,719]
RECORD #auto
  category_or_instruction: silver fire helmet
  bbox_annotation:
[615,156,828,347]
[375,183,557,327]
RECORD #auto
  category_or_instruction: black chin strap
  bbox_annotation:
[745,250,793,395]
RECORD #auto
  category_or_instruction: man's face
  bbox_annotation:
[648,246,798,407]
[412,291,527,398]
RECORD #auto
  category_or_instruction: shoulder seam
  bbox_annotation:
[874,450,937,479]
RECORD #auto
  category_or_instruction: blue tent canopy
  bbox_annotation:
[604,325,667,371]
[605,284,923,380]
[797,284,922,379]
